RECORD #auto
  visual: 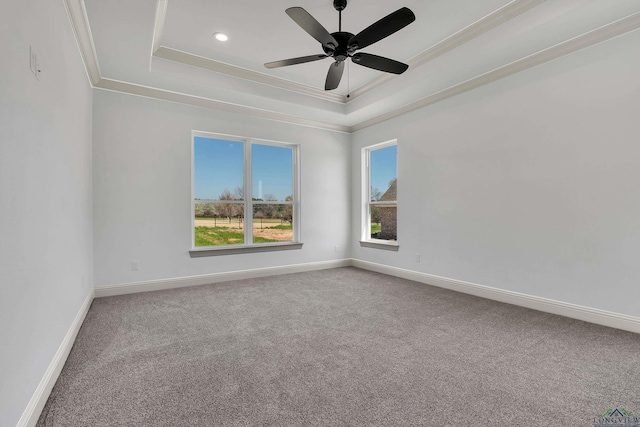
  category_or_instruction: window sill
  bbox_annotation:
[190,242,303,257]
[359,240,399,251]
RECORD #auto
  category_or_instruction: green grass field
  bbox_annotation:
[194,226,277,246]
[371,223,381,234]
[265,224,292,230]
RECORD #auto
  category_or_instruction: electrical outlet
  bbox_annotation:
[131,260,140,271]
[415,253,421,262]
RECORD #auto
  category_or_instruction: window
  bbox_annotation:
[191,132,300,254]
[362,141,398,249]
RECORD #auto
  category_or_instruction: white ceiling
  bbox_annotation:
[160,0,511,91]
[77,0,640,132]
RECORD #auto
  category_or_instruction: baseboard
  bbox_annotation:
[351,259,640,334]
[96,258,640,333]
[16,290,94,427]
[94,259,352,298]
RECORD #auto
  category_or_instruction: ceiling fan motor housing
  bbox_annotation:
[333,0,347,12]
[323,31,354,61]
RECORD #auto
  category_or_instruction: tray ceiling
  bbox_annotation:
[67,0,640,132]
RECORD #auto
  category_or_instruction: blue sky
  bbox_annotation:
[370,145,397,194]
[251,143,293,201]
[194,137,292,201]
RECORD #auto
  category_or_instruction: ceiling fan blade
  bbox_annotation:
[265,54,328,69]
[325,61,345,90]
[352,53,408,74]
[286,7,338,49]
[348,7,415,50]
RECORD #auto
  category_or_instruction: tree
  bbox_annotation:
[233,186,244,200]
[218,189,235,222]
[370,187,382,224]
[194,203,205,217]
[371,187,382,202]
[194,203,217,219]
[255,210,264,229]
[202,204,216,218]
[371,205,382,224]
[282,195,293,225]
[261,194,277,219]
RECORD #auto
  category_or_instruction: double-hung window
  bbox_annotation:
[191,131,300,255]
[362,141,398,249]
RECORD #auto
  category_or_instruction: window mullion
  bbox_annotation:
[244,141,253,245]
[293,145,300,243]
[365,150,371,241]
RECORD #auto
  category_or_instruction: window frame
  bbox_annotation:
[190,130,301,256]
[360,140,399,251]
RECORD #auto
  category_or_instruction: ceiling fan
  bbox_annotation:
[264,0,416,91]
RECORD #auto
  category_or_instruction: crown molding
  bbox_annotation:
[63,0,101,85]
[351,12,640,132]
[151,0,167,55]
[94,78,351,133]
[347,0,547,101]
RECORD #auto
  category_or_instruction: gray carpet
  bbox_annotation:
[38,267,640,426]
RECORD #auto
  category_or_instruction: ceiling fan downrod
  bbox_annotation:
[333,0,347,31]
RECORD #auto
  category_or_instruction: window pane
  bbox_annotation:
[370,145,397,241]
[194,203,245,246]
[370,145,397,202]
[252,144,293,202]
[252,203,293,244]
[194,137,244,201]
[370,205,396,241]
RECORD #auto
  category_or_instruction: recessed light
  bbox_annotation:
[213,32,228,42]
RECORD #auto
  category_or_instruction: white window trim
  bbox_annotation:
[190,130,301,256]
[360,139,399,250]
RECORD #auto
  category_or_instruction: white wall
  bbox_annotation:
[92,90,351,287]
[351,30,640,318]
[0,0,93,425]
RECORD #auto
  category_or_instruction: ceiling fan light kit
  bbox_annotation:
[264,0,415,91]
